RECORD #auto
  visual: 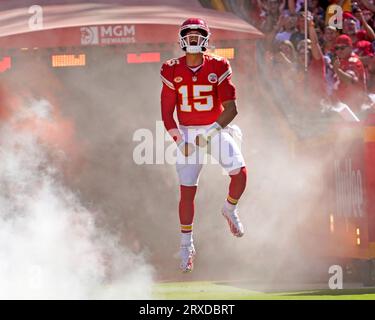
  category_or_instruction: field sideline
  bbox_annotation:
[153,281,375,300]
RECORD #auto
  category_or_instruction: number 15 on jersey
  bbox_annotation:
[178,85,214,112]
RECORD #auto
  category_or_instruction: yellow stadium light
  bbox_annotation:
[52,54,86,67]
[211,48,235,60]
[329,214,334,233]
[356,227,361,246]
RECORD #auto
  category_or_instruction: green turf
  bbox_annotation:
[153,281,375,300]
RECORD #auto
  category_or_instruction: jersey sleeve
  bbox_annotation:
[160,63,182,142]
[160,62,175,91]
[345,57,365,81]
[216,59,236,103]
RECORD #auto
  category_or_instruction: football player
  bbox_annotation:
[160,18,247,272]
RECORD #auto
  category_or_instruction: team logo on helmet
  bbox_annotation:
[208,73,218,83]
[174,76,183,83]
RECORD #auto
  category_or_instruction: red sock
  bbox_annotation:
[179,185,197,233]
[227,166,247,205]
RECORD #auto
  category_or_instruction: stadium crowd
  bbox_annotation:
[247,0,375,121]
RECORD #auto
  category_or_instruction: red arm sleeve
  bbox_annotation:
[161,84,182,142]
[217,59,236,103]
[161,84,177,131]
[160,62,183,142]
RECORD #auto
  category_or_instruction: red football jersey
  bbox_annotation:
[160,54,236,127]
[334,52,367,110]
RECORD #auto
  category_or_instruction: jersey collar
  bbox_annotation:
[183,54,207,74]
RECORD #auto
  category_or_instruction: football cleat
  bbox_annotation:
[222,206,244,237]
[180,245,196,273]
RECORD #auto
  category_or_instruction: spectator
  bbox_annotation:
[315,24,325,45]
[290,17,327,113]
[263,40,296,79]
[290,11,312,48]
[364,55,375,93]
[355,39,374,59]
[355,39,374,89]
[248,0,265,28]
[356,29,368,40]
[343,12,359,36]
[323,26,339,97]
[361,9,374,28]
[279,40,298,62]
[260,0,286,33]
[308,0,326,26]
[323,25,339,58]
[253,0,374,121]
[353,6,375,40]
[342,10,375,43]
[274,14,298,43]
[324,55,338,97]
[332,34,367,113]
[289,0,312,14]
[357,0,375,13]
[272,44,296,85]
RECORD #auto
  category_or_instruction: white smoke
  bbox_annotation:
[0,99,154,299]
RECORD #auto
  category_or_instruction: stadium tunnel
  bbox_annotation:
[2,0,375,286]
[0,0,267,281]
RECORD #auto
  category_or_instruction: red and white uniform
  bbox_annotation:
[334,52,367,111]
[160,54,245,186]
[160,54,236,131]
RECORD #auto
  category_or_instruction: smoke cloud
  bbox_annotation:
[0,97,153,299]
[1,35,356,295]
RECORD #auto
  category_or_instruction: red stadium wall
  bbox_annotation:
[295,117,375,261]
[365,115,375,244]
